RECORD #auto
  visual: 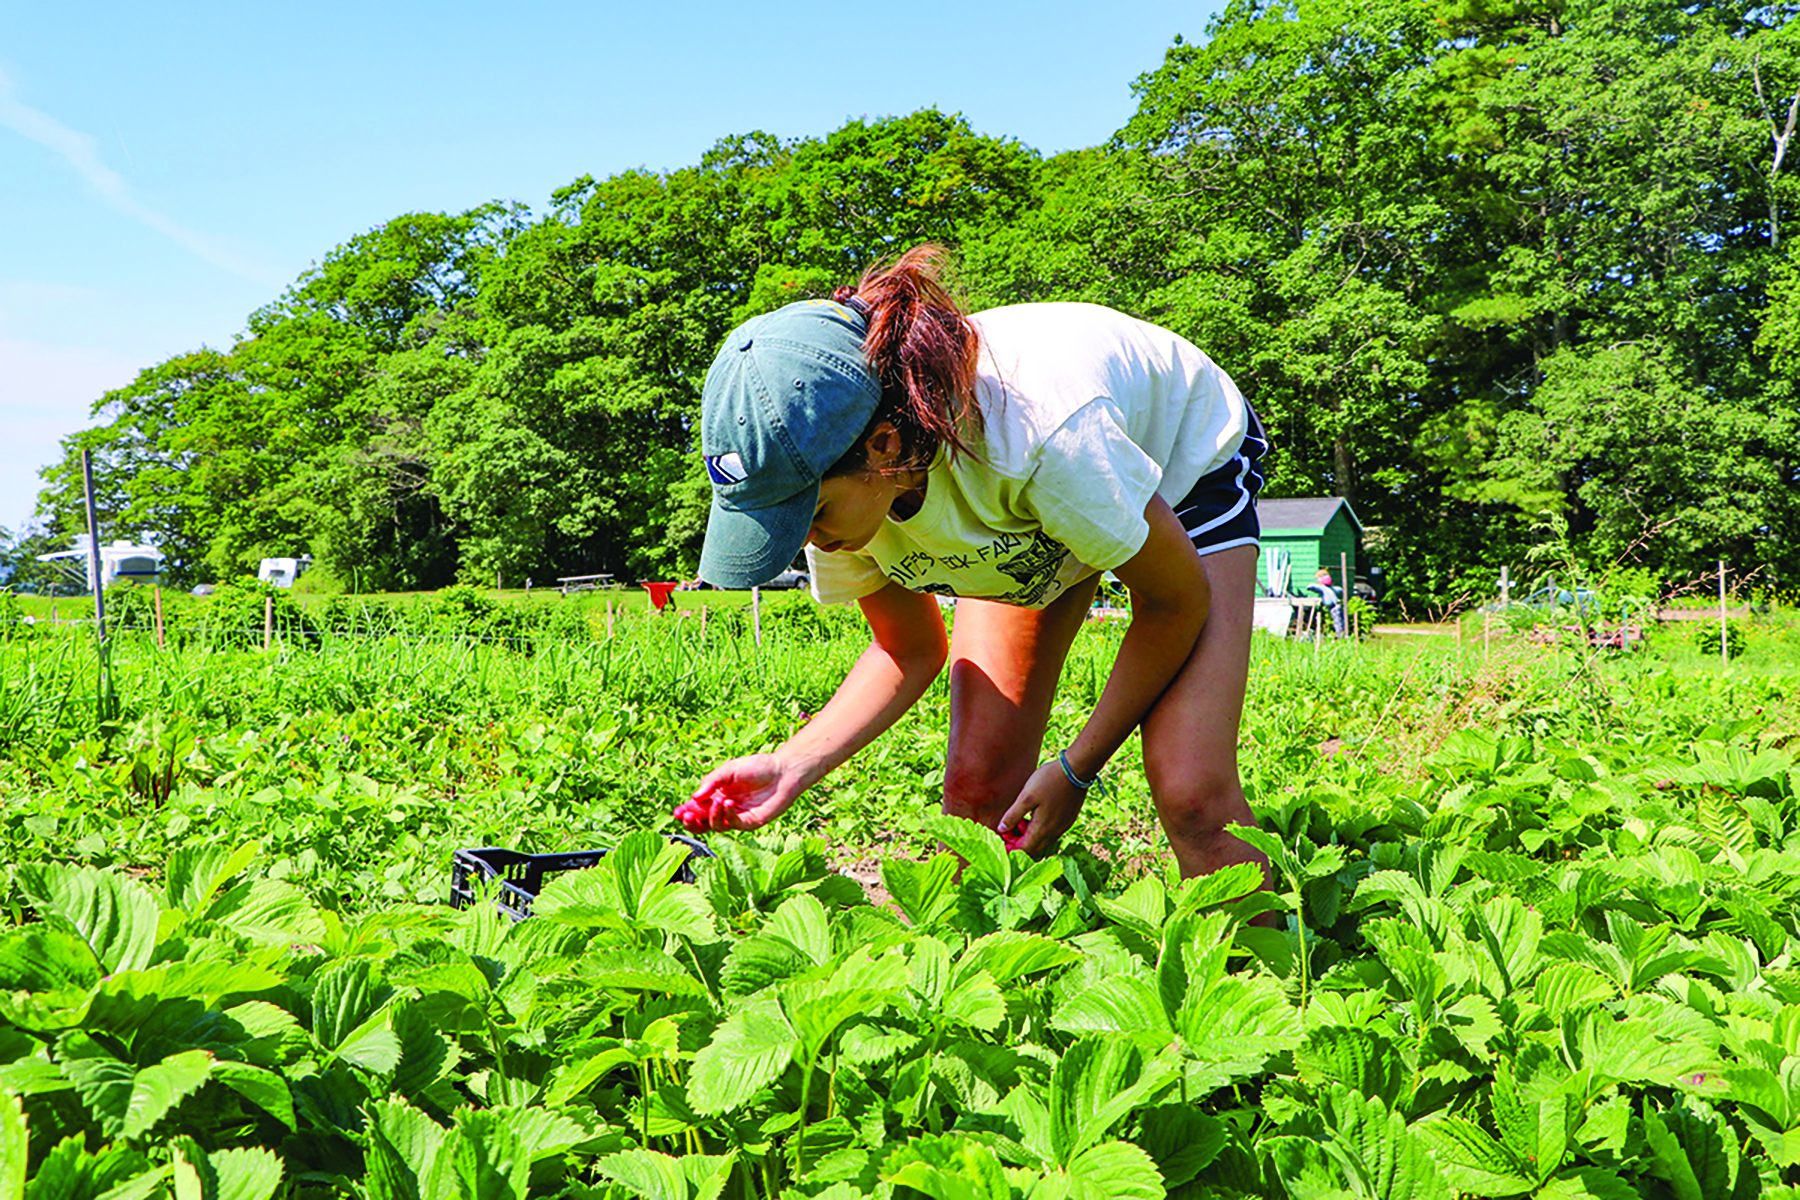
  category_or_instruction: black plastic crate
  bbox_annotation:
[449,834,712,921]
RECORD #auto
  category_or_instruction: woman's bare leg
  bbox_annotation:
[1139,544,1265,878]
[939,578,1100,830]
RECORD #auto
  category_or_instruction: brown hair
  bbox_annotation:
[825,244,982,478]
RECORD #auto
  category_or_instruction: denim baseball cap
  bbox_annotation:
[698,299,879,588]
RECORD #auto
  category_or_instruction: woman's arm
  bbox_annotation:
[782,582,948,785]
[999,496,1210,848]
[683,582,947,831]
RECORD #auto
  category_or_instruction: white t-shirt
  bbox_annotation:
[808,303,1250,610]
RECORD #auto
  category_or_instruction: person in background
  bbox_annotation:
[675,245,1269,881]
[1310,567,1345,637]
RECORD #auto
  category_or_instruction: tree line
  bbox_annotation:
[22,0,1800,607]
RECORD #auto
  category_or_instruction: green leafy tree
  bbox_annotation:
[0,523,69,593]
[1423,0,1800,582]
[35,208,507,590]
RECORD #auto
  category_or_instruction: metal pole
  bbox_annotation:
[1340,551,1350,641]
[81,448,107,644]
[81,447,115,722]
[1719,559,1729,665]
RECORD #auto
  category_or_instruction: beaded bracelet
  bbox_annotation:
[1058,749,1104,796]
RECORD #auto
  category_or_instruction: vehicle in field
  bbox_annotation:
[36,539,165,591]
[257,555,313,588]
[1480,584,1598,613]
[762,566,810,590]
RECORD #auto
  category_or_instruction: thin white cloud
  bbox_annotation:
[0,68,283,289]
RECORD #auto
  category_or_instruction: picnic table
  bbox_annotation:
[1253,595,1344,640]
[556,573,613,595]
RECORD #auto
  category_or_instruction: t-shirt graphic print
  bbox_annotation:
[808,303,1249,611]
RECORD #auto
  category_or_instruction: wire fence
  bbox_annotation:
[0,598,880,754]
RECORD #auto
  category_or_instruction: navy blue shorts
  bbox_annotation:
[1172,406,1267,556]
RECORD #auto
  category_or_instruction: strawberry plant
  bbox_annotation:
[5,603,1800,1194]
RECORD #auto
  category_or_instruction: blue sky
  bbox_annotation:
[0,0,1220,541]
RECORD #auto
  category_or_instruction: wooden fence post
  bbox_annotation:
[264,595,273,651]
[154,586,165,648]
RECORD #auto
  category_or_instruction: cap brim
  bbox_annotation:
[697,486,816,589]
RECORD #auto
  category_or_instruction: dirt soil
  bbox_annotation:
[836,858,891,908]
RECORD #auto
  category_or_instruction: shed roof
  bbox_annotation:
[1258,497,1363,535]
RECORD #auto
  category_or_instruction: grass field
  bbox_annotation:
[3,591,1799,1196]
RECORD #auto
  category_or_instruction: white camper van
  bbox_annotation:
[257,556,313,588]
[36,539,164,591]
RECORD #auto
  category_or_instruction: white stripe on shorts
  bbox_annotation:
[1181,450,1255,539]
[1197,535,1260,557]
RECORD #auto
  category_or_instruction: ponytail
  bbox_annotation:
[826,244,982,477]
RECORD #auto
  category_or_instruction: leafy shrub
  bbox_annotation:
[760,593,864,639]
[1690,617,1746,657]
[291,562,345,594]
[99,581,162,633]
[431,583,493,626]
[201,580,316,645]
[315,594,414,637]
[1596,565,1661,620]
[536,600,598,641]
[431,584,536,644]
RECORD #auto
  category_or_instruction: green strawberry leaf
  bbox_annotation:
[17,864,158,976]
[1,1091,24,1200]
[59,1037,214,1141]
[688,999,798,1115]
[171,1137,284,1200]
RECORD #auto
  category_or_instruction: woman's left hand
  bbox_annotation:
[997,760,1087,856]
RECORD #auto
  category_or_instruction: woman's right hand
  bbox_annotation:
[676,754,803,833]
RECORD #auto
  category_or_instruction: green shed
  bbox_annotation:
[1256,497,1365,596]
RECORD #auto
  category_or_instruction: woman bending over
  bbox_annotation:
[678,245,1268,878]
